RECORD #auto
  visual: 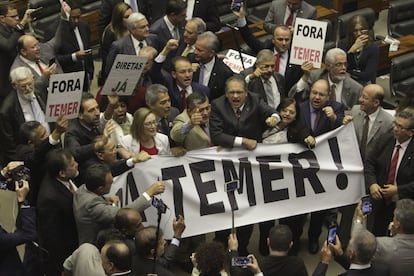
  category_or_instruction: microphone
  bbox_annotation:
[225,23,239,31]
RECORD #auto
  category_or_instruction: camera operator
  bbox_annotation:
[0,179,43,275]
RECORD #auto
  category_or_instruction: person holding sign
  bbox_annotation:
[338,15,379,85]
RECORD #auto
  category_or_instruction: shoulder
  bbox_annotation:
[155,132,169,143]
[344,76,363,91]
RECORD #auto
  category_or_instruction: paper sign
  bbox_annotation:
[290,18,327,68]
[223,49,256,74]
[101,55,148,96]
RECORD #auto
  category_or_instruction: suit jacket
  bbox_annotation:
[290,69,362,110]
[164,73,210,111]
[73,184,151,244]
[37,176,78,274]
[119,132,171,156]
[264,0,317,34]
[170,110,211,150]
[299,100,345,136]
[55,20,94,88]
[210,93,276,147]
[0,207,39,276]
[0,24,24,98]
[149,16,185,49]
[365,133,414,199]
[239,25,303,92]
[105,34,160,76]
[312,261,390,276]
[64,118,100,165]
[350,106,394,159]
[338,39,379,84]
[132,243,179,276]
[192,56,233,100]
[192,0,221,32]
[0,79,49,164]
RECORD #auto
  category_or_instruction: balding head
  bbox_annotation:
[359,84,384,114]
[114,208,143,238]
[18,34,41,61]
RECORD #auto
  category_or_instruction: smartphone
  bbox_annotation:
[327,225,337,244]
[49,58,55,66]
[361,29,369,35]
[152,197,167,214]
[231,0,242,11]
[361,195,371,215]
[225,180,239,192]
[231,257,251,266]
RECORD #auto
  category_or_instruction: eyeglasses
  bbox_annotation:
[144,121,157,127]
[393,122,413,131]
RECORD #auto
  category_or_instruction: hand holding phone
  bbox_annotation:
[327,225,337,244]
[361,195,371,215]
[231,0,242,11]
[232,256,251,266]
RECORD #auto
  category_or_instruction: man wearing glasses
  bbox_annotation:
[289,48,362,110]
[365,108,414,236]
[0,4,35,100]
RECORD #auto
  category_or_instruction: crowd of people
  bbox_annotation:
[0,0,414,275]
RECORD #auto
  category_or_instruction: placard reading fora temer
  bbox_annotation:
[289,18,327,69]
[101,55,148,96]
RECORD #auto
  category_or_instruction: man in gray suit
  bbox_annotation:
[340,84,394,248]
[73,163,166,244]
[289,48,362,110]
[264,0,316,34]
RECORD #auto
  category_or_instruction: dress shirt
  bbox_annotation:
[366,107,380,135]
[57,179,78,193]
[262,76,280,109]
[176,84,194,98]
[131,34,147,55]
[20,55,47,76]
[164,16,179,40]
[328,75,344,103]
[273,49,288,77]
[71,27,85,62]
[199,58,215,86]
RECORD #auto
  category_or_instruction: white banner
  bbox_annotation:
[110,124,364,239]
[102,55,147,96]
[223,49,257,74]
[290,18,327,68]
[46,72,84,122]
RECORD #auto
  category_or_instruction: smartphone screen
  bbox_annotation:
[231,0,242,11]
[362,195,371,215]
[231,257,251,266]
[49,58,56,66]
[327,225,337,244]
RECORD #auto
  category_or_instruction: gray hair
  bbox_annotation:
[396,109,414,129]
[348,229,377,264]
[145,84,169,106]
[256,49,274,64]
[10,66,33,84]
[197,31,220,52]
[188,17,206,34]
[139,46,158,59]
[127,12,146,31]
[324,48,347,65]
[395,199,414,234]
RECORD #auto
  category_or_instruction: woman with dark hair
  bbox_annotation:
[98,2,132,85]
[263,98,315,147]
[119,107,171,159]
[338,15,379,85]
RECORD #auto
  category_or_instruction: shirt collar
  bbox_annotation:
[349,263,371,270]
[164,15,175,33]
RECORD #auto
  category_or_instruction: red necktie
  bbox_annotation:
[180,89,187,111]
[236,108,241,119]
[385,145,401,205]
[36,61,44,74]
[329,84,336,101]
[285,10,294,26]
[274,53,280,73]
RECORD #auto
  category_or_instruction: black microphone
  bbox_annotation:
[225,23,239,31]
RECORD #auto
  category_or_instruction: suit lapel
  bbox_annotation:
[367,110,384,143]
[398,138,414,175]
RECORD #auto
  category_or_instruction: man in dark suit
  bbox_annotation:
[167,56,210,112]
[313,229,390,276]
[0,67,49,165]
[101,240,134,276]
[289,48,362,110]
[55,3,94,92]
[149,0,186,51]
[193,31,233,100]
[264,0,317,34]
[286,79,344,255]
[105,12,160,76]
[233,7,302,92]
[365,109,414,236]
[242,49,286,109]
[209,75,280,254]
[188,0,220,32]
[37,149,79,276]
[0,4,34,100]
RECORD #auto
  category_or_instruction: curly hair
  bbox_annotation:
[195,241,225,276]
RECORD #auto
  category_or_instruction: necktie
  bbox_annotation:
[263,79,274,108]
[182,45,192,57]
[198,65,205,85]
[360,115,369,158]
[285,10,294,26]
[329,84,336,101]
[136,41,143,55]
[274,53,280,73]
[180,89,187,111]
[160,118,169,135]
[236,108,241,120]
[36,61,43,74]
[313,110,320,133]
[385,145,401,204]
[172,27,179,40]
[30,97,49,133]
